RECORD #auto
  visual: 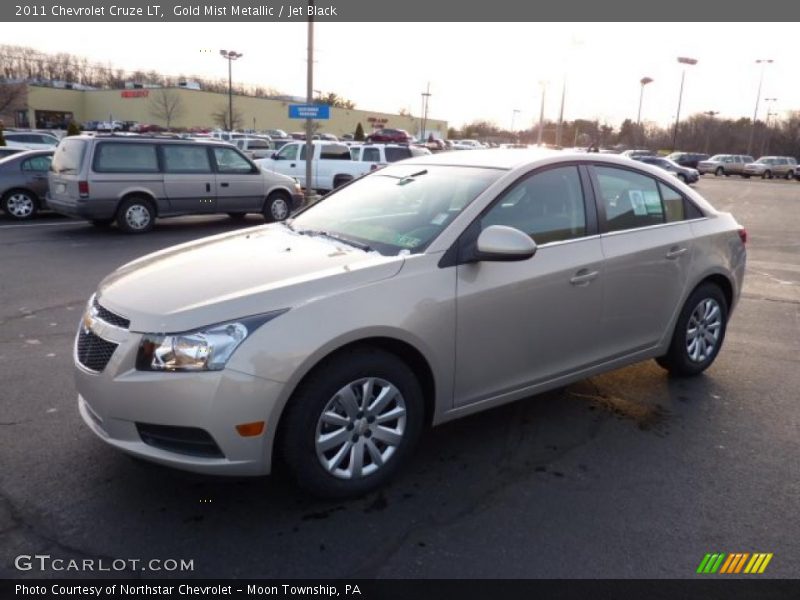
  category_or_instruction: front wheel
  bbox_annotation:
[2,190,39,220]
[715,167,724,176]
[656,283,729,377]
[677,173,687,183]
[263,191,291,222]
[762,170,772,179]
[279,347,424,498]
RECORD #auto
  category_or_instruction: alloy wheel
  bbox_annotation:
[315,377,407,480]
[125,204,151,230]
[6,193,35,218]
[685,298,722,363]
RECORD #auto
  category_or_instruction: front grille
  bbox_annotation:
[136,423,225,458]
[94,297,130,329]
[76,328,118,372]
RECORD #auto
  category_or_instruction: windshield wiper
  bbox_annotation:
[296,229,372,252]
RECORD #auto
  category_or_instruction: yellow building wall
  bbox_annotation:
[25,86,447,138]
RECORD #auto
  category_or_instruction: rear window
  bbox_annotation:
[51,139,87,174]
[320,144,351,160]
[94,143,159,173]
[384,147,411,162]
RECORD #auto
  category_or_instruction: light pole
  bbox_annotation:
[556,77,566,147]
[219,49,243,132]
[636,77,653,126]
[511,108,520,141]
[537,81,547,146]
[747,59,773,156]
[703,110,719,154]
[305,9,314,204]
[671,56,698,152]
[761,98,777,155]
[420,83,431,141]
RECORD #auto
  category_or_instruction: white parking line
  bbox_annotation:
[0,221,87,229]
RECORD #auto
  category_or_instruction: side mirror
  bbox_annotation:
[271,152,279,159]
[475,225,537,262]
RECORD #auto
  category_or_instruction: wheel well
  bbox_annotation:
[287,337,436,426]
[698,274,733,310]
[333,174,353,186]
[3,187,39,203]
[120,192,157,217]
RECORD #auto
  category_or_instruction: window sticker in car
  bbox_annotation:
[430,213,449,226]
[644,191,663,215]
[629,190,646,216]
[396,235,423,248]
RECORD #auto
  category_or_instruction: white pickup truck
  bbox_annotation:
[256,141,374,192]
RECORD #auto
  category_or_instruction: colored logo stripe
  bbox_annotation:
[698,552,773,574]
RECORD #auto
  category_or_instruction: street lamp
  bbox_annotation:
[747,59,773,156]
[761,97,778,155]
[636,77,653,126]
[511,109,520,141]
[537,81,547,146]
[219,49,243,132]
[420,83,432,141]
[671,56,698,152]
[703,110,719,154]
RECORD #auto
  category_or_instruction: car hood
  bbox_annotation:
[96,224,404,333]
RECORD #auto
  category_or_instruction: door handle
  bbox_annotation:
[570,269,599,286]
[205,183,210,193]
[220,182,229,188]
[665,247,687,260]
[290,163,296,168]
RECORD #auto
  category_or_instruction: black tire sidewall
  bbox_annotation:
[264,192,290,222]
[662,283,729,376]
[3,190,38,220]
[116,197,155,234]
[279,348,424,498]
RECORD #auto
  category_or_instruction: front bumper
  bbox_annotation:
[75,321,286,476]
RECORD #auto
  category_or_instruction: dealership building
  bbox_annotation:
[3,84,447,138]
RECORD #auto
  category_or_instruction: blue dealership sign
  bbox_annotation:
[288,104,330,120]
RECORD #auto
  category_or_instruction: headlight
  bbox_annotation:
[136,310,287,372]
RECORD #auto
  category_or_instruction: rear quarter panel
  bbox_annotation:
[688,214,746,314]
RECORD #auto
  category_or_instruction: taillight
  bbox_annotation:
[738,227,747,246]
[78,181,89,197]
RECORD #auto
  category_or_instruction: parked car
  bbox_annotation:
[257,140,376,191]
[364,128,413,144]
[47,135,303,233]
[341,133,355,141]
[349,143,431,166]
[742,156,797,179]
[0,150,54,220]
[665,152,709,170]
[697,154,754,177]
[319,133,339,141]
[620,149,655,159]
[633,156,699,184]
[0,147,24,159]
[233,136,274,160]
[73,149,746,497]
[4,131,60,150]
[264,129,289,140]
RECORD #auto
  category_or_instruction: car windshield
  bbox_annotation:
[755,158,773,164]
[708,155,726,161]
[289,164,503,256]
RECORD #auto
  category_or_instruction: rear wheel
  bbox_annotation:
[263,191,291,222]
[279,347,424,498]
[2,189,38,220]
[677,173,687,183]
[656,282,729,377]
[333,175,352,189]
[715,167,724,176]
[116,196,155,234]
[762,170,772,179]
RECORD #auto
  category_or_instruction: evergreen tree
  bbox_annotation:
[354,122,365,141]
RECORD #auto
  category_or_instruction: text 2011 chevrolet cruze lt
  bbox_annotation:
[74,149,746,497]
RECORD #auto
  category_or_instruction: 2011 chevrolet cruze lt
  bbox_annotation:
[75,149,746,497]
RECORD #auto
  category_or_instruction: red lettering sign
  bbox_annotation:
[121,90,150,98]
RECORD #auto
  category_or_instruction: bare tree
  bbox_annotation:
[0,81,26,115]
[211,105,243,131]
[149,88,185,130]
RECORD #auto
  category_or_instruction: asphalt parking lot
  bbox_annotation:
[1,176,799,579]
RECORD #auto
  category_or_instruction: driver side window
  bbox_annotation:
[481,166,587,245]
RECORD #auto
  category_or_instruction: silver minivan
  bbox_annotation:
[47,135,303,233]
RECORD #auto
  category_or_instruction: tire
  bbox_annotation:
[762,170,772,179]
[263,191,291,222]
[278,347,425,498]
[90,218,114,228]
[2,189,39,220]
[655,282,729,377]
[116,196,155,234]
[677,173,687,183]
[715,167,724,176]
[742,175,750,179]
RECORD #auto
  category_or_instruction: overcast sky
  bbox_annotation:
[4,22,798,129]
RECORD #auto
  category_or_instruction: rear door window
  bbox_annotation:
[320,144,351,160]
[594,166,665,232]
[94,143,159,173]
[21,155,52,172]
[385,147,411,162]
[362,147,381,162]
[162,145,212,173]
